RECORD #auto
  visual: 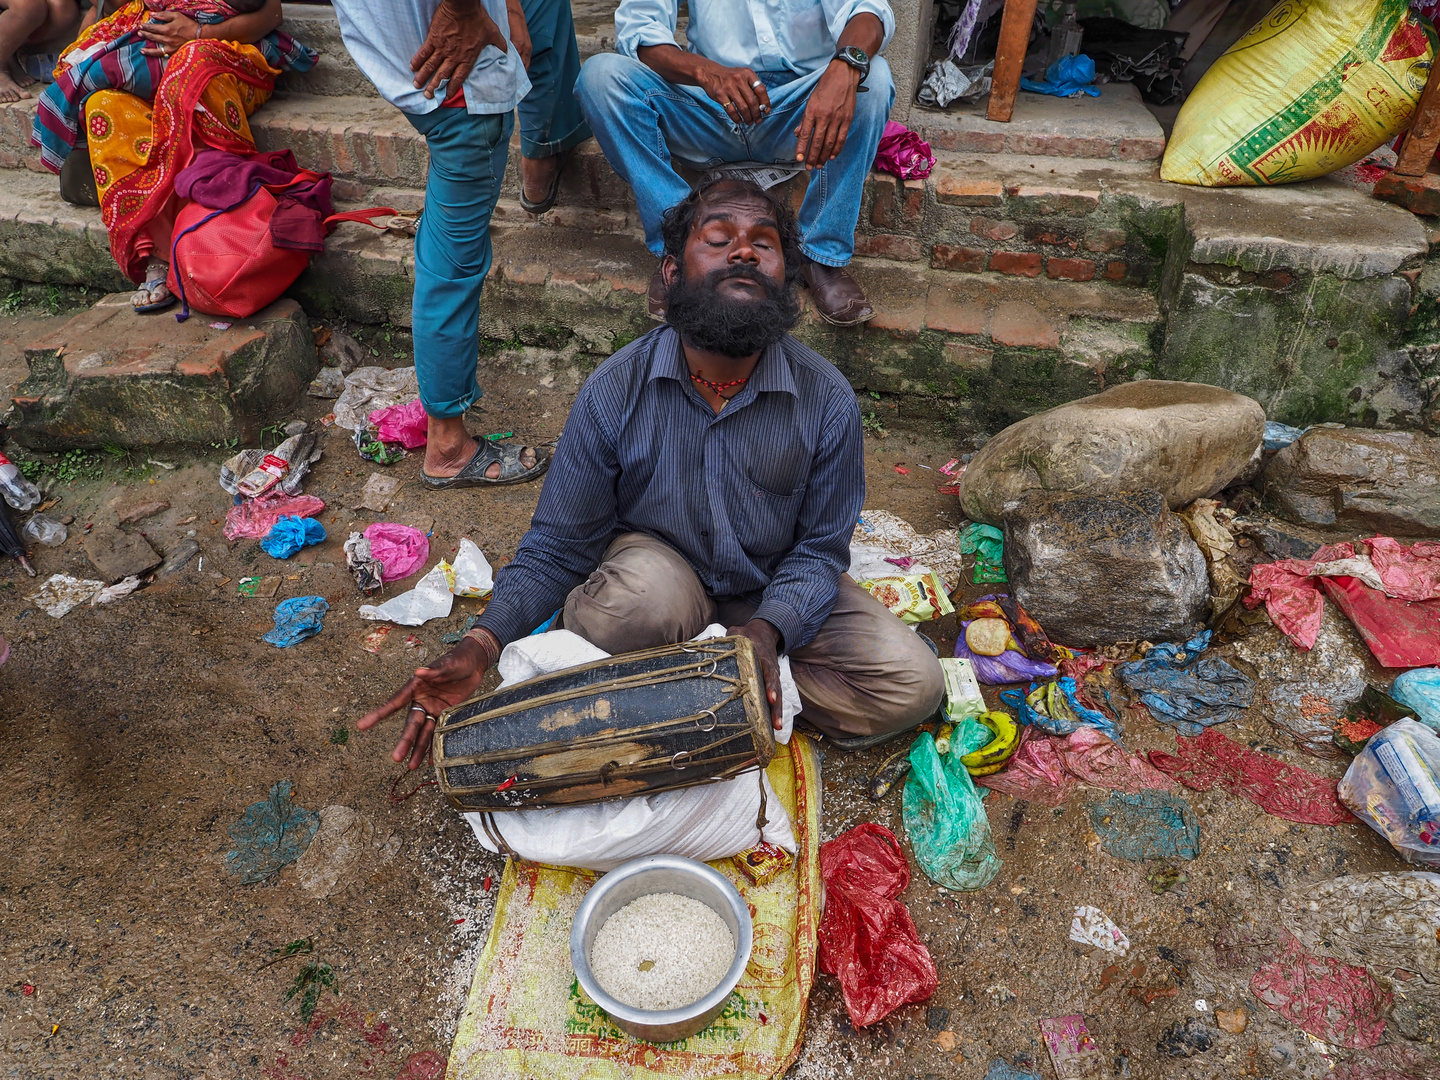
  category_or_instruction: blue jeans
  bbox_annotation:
[406,107,511,418]
[517,0,590,158]
[574,53,894,266]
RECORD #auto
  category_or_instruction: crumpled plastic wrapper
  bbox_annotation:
[365,522,429,582]
[224,494,326,541]
[29,573,142,617]
[307,366,346,399]
[358,538,493,625]
[333,365,419,432]
[850,509,966,591]
[224,779,319,883]
[1069,905,1130,955]
[344,532,384,594]
[1250,931,1391,1049]
[874,120,935,180]
[354,473,402,513]
[263,596,329,648]
[219,432,321,498]
[917,59,992,108]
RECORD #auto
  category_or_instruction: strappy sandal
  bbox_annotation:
[131,277,176,315]
[421,439,550,489]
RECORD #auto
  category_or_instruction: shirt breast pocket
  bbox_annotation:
[730,475,808,561]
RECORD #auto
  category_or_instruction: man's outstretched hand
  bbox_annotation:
[730,618,784,731]
[358,635,490,769]
[411,0,509,99]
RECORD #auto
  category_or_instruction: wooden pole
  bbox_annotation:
[986,0,1040,123]
[1374,59,1440,214]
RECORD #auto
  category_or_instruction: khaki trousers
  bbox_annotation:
[562,532,945,738]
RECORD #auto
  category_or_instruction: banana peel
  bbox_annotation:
[960,710,1019,776]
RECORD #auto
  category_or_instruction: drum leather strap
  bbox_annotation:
[755,766,768,840]
[479,811,517,858]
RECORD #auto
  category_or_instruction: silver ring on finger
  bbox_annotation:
[751,79,763,89]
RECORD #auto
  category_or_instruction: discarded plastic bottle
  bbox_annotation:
[0,452,40,512]
[1373,726,1440,830]
[22,513,66,547]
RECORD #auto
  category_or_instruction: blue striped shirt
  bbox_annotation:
[477,326,865,652]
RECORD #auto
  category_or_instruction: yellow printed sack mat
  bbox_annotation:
[1161,0,1436,186]
[447,737,822,1080]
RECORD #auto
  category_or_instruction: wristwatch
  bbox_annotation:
[833,45,871,90]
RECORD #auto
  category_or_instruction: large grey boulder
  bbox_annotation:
[959,381,1266,526]
[1261,426,1440,536]
[1003,489,1209,647]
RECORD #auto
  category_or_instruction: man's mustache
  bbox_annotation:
[699,264,771,289]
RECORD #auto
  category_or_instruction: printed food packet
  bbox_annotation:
[856,570,955,624]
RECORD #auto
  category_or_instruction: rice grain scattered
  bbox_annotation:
[589,892,735,1011]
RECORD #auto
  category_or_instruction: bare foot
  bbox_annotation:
[7,58,35,88]
[520,153,562,210]
[0,71,32,103]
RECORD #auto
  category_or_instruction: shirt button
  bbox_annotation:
[760,32,771,41]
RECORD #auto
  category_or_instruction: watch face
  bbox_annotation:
[846,47,868,64]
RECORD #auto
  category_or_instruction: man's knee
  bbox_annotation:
[889,642,945,728]
[575,52,646,111]
[562,534,713,653]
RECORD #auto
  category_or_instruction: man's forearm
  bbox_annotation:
[636,42,722,87]
[837,12,884,55]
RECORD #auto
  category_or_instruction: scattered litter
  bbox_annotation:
[354,472,403,513]
[893,465,909,475]
[1117,631,1253,736]
[1263,421,1306,451]
[867,747,912,801]
[940,657,986,724]
[982,1059,1040,1080]
[1020,53,1100,98]
[224,780,320,883]
[917,58,992,108]
[22,513,66,547]
[292,805,398,898]
[733,840,792,886]
[359,523,430,583]
[1069,906,1130,955]
[359,562,452,625]
[238,575,281,599]
[1002,676,1121,742]
[353,422,408,465]
[1320,573,1440,669]
[220,432,321,499]
[1148,867,1187,894]
[1179,498,1244,612]
[1150,727,1353,826]
[263,596,329,648]
[369,398,428,449]
[483,431,513,442]
[1250,931,1391,1049]
[1278,872,1440,987]
[979,726,1173,806]
[1089,791,1200,861]
[850,510,967,591]
[444,538,494,598]
[954,595,1060,685]
[224,494,325,541]
[903,725,1002,891]
[261,515,326,559]
[874,120,935,181]
[960,711,1019,777]
[1155,1017,1216,1057]
[307,366,346,398]
[0,502,35,576]
[332,365,419,431]
[959,523,1006,584]
[29,574,106,617]
[1339,720,1440,864]
[209,320,231,330]
[344,533,384,594]
[817,823,937,1027]
[1390,668,1440,732]
[939,459,960,476]
[359,626,392,654]
[855,570,954,623]
[1037,1014,1103,1080]
[96,576,143,604]
[146,459,176,470]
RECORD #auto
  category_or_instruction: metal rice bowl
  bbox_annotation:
[569,854,754,1043]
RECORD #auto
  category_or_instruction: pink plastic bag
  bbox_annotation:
[368,399,428,449]
[874,121,935,180]
[978,726,1172,806]
[817,824,937,1027]
[363,522,429,582]
[224,494,326,540]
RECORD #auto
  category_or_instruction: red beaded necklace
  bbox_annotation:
[690,371,749,399]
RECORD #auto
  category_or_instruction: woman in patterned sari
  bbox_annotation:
[31,0,315,312]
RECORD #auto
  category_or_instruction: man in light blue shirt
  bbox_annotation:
[575,0,896,327]
[330,0,586,488]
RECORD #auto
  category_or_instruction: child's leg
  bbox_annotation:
[0,0,51,99]
[8,0,80,86]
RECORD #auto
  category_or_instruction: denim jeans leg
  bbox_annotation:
[575,52,746,254]
[517,0,591,158]
[406,108,511,418]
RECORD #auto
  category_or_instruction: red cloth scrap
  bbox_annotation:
[817,823,937,1028]
[977,725,1173,807]
[1251,931,1391,1049]
[1147,728,1354,826]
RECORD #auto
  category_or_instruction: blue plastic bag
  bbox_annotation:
[1089,791,1200,861]
[224,780,320,883]
[1391,669,1440,733]
[261,515,326,559]
[902,725,1002,891]
[1263,421,1306,452]
[263,596,329,648]
[1020,54,1100,98]
[1117,631,1253,737]
[1001,676,1121,742]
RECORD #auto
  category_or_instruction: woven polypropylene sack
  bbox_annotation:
[1161,0,1435,186]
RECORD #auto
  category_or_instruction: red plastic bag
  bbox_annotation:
[817,824,937,1027]
[1148,727,1354,825]
[1251,932,1391,1049]
[978,726,1173,806]
[224,494,326,541]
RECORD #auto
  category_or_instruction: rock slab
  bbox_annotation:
[1003,489,1209,646]
[83,526,161,582]
[959,381,1266,526]
[1261,426,1440,536]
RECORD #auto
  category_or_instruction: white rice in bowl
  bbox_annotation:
[589,892,736,1011]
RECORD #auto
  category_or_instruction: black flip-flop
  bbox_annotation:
[421,439,550,489]
[519,152,567,216]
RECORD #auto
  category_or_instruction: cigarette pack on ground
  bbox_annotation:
[938,656,985,724]
[856,570,955,624]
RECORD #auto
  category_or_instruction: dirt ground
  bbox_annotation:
[0,305,1432,1079]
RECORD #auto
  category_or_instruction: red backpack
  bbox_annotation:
[167,170,394,319]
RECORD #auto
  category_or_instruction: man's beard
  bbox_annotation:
[664,264,800,358]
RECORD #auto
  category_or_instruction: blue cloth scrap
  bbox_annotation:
[1118,631,1254,737]
[224,780,320,883]
[261,515,326,559]
[1089,790,1200,861]
[1020,54,1100,98]
[263,596,329,648]
[984,1059,1041,1080]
